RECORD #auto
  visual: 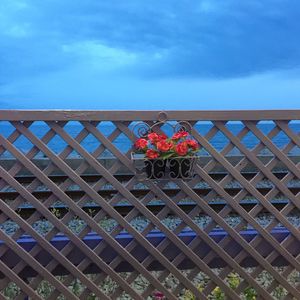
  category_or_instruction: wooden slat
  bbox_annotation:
[0,109,299,120]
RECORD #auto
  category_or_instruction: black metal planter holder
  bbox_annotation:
[131,114,199,181]
[131,153,198,180]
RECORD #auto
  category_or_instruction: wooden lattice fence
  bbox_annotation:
[0,110,299,299]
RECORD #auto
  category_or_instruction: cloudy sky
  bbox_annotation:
[1,0,300,109]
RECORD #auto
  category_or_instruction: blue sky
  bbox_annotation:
[0,0,300,109]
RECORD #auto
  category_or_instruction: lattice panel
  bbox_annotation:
[0,111,299,299]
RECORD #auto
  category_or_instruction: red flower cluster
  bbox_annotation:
[134,130,200,159]
[153,291,165,300]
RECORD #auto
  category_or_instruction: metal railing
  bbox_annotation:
[0,110,300,299]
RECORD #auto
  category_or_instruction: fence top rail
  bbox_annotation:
[0,109,300,121]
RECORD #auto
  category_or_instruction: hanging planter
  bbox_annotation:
[144,159,167,179]
[168,157,192,179]
[132,123,200,180]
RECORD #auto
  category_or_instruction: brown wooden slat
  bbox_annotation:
[0,109,300,120]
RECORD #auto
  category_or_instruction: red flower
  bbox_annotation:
[176,142,188,156]
[146,149,159,159]
[134,138,148,149]
[148,132,160,143]
[148,132,167,143]
[156,140,173,152]
[172,130,189,140]
[158,133,167,140]
[186,139,199,150]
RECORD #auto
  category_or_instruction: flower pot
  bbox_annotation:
[144,159,166,179]
[168,158,192,178]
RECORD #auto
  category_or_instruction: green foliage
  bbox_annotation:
[183,273,258,300]
[183,283,204,300]
[272,286,286,299]
[211,286,225,300]
[244,287,257,300]
[3,282,20,298]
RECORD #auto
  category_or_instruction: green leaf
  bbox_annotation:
[161,152,175,159]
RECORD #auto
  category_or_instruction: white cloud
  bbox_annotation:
[62,41,137,70]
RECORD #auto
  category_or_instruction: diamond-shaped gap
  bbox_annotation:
[67,278,87,297]
[239,193,257,205]
[163,180,181,194]
[160,214,183,232]
[177,195,197,207]
[223,212,243,229]
[36,279,56,298]
[65,147,83,159]
[271,284,288,299]
[12,131,35,155]
[256,175,274,189]
[28,121,51,139]
[161,272,181,291]
[79,131,102,154]
[288,144,300,156]
[224,178,242,189]
[270,129,292,150]
[258,146,273,156]
[194,213,213,230]
[239,161,261,173]
[288,120,300,133]
[31,150,53,172]
[222,272,243,298]
[240,130,261,151]
[224,120,244,136]
[286,268,300,288]
[113,195,135,207]
[0,121,17,138]
[241,282,258,300]
[31,218,54,236]
[224,120,243,135]
[97,121,117,138]
[255,270,275,290]
[128,214,151,233]
[98,216,119,233]
[193,175,211,190]
[194,121,214,136]
[207,129,231,153]
[250,212,275,229]
[129,274,150,296]
[46,131,70,155]
[225,146,243,157]
[0,149,13,159]
[0,218,20,236]
[98,148,116,164]
[63,121,85,138]
[98,275,119,296]
[65,175,83,191]
[111,132,133,154]
[67,215,87,235]
[257,120,276,135]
